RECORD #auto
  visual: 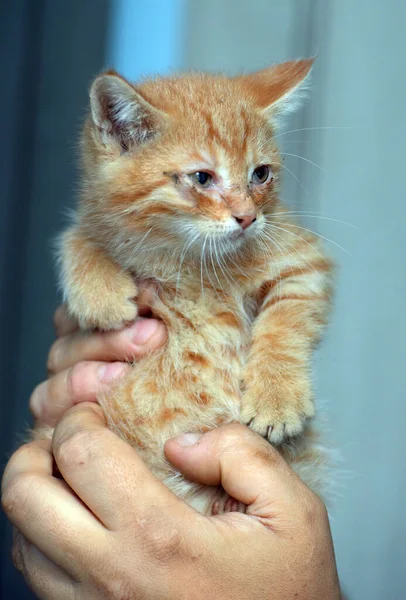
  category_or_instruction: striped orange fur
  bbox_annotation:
[52,59,334,514]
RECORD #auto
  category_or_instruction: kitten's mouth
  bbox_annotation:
[229,229,245,240]
[224,230,248,251]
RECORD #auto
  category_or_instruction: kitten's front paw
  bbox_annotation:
[68,273,138,331]
[241,378,315,445]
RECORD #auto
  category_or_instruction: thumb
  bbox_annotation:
[164,424,306,516]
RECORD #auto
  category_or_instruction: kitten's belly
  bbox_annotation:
[100,292,249,465]
[97,293,328,509]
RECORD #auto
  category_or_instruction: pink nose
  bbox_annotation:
[233,214,257,230]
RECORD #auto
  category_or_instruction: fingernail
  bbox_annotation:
[98,362,128,382]
[173,432,203,447]
[130,318,158,345]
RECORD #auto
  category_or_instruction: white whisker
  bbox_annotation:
[216,240,235,289]
[279,152,325,173]
[258,232,294,303]
[268,220,352,257]
[262,228,323,286]
[269,211,356,228]
[203,235,218,293]
[274,126,352,140]
[273,161,309,195]
[176,233,199,296]
[200,235,208,299]
[209,236,224,293]
[264,220,330,266]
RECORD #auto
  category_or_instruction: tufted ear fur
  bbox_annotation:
[89,71,168,150]
[236,58,314,120]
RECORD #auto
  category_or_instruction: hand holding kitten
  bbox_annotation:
[3,411,340,600]
[30,301,167,427]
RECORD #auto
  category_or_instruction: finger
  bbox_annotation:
[30,361,129,426]
[165,424,308,518]
[2,440,107,577]
[53,304,78,337]
[52,403,193,530]
[47,317,167,374]
[13,531,75,600]
[2,438,53,492]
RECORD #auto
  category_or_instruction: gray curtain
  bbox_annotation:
[0,1,110,597]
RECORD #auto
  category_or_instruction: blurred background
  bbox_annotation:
[1,1,405,598]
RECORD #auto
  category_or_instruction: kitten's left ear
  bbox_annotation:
[89,70,167,150]
[236,58,314,118]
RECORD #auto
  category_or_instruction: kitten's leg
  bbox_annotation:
[242,232,334,445]
[58,227,138,330]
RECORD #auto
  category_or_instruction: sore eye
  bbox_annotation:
[252,165,272,185]
[189,171,213,188]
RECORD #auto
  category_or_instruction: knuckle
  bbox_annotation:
[53,304,66,331]
[107,331,135,362]
[212,424,250,461]
[92,569,136,600]
[47,338,64,373]
[2,473,38,519]
[54,430,92,468]
[218,423,247,444]
[29,383,45,419]
[67,362,90,399]
[45,375,60,403]
[2,443,31,490]
[217,423,272,456]
[99,329,120,355]
[54,423,105,470]
[145,521,183,562]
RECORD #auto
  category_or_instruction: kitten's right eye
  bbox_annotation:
[189,171,213,188]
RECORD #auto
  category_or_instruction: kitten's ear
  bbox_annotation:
[237,58,314,119]
[89,71,166,149]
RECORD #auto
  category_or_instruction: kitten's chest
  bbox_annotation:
[153,286,255,357]
[147,288,253,408]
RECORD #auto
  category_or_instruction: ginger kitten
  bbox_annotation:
[54,59,333,513]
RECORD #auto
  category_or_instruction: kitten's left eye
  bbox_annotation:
[252,165,272,185]
[189,171,213,188]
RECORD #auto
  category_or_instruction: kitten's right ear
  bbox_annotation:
[89,71,166,150]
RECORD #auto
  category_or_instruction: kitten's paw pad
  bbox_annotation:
[211,493,246,516]
[241,402,314,445]
[69,275,138,331]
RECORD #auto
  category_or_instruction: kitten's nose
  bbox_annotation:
[233,214,257,230]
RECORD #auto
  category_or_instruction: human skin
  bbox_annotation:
[1,305,341,599]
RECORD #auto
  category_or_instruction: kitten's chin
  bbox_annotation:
[227,225,260,248]
[220,232,251,255]
[229,229,245,241]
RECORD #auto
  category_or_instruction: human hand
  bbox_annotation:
[2,410,340,599]
[30,291,167,427]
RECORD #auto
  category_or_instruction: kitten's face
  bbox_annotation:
[85,61,312,264]
[121,93,280,256]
